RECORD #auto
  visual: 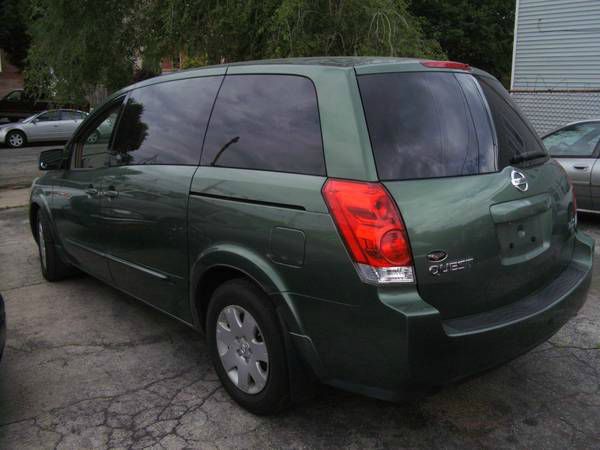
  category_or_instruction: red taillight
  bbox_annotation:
[322,179,414,284]
[421,60,471,71]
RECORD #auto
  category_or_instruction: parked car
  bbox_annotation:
[30,58,593,415]
[0,89,53,122]
[0,293,5,362]
[543,120,600,212]
[0,109,87,148]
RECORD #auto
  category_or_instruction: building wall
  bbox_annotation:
[511,0,600,133]
[512,91,600,134]
[512,0,600,91]
[0,49,24,98]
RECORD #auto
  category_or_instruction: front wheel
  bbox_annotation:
[6,130,26,148]
[206,279,291,415]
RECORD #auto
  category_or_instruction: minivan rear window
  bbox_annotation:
[358,72,496,181]
[358,72,546,181]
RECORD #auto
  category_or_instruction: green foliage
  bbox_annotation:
[410,0,515,86]
[0,0,30,69]
[22,0,446,102]
[25,0,141,103]
[268,0,443,58]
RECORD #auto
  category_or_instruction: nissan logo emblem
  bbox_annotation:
[511,170,528,192]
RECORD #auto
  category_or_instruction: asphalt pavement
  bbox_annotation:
[0,146,599,449]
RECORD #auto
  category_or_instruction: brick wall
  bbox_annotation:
[0,49,24,98]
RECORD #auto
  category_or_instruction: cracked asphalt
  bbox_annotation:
[0,185,600,448]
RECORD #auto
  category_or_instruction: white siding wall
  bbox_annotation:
[512,0,600,90]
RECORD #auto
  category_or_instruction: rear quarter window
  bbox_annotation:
[358,72,494,181]
[200,74,325,176]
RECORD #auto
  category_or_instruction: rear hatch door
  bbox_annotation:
[358,71,576,319]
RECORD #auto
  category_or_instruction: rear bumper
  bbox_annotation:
[290,231,594,401]
[410,232,593,389]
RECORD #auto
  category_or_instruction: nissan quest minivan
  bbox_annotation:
[30,58,593,414]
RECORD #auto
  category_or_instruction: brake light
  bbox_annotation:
[421,60,471,71]
[322,179,414,284]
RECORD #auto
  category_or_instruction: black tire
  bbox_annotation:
[36,210,75,281]
[207,279,291,415]
[6,130,26,148]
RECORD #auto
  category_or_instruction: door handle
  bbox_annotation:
[573,165,589,170]
[84,187,98,196]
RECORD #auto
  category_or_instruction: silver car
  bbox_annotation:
[543,119,600,213]
[0,109,87,148]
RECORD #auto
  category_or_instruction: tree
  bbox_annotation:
[0,0,30,69]
[268,0,443,59]
[410,0,515,87]
[24,0,142,103]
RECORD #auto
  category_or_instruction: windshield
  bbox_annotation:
[21,113,40,123]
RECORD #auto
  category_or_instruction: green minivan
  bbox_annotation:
[30,57,593,414]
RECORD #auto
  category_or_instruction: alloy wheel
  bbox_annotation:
[8,132,24,148]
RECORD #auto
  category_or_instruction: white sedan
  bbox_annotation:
[0,109,87,148]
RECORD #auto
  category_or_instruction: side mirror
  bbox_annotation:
[32,118,39,124]
[39,148,65,170]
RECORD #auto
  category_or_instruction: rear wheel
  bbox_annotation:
[206,279,291,415]
[36,210,74,281]
[6,130,26,148]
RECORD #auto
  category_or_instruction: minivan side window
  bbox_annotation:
[201,75,325,176]
[112,76,222,166]
[72,102,122,169]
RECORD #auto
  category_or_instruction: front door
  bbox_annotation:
[97,74,223,321]
[51,100,124,281]
[28,110,63,142]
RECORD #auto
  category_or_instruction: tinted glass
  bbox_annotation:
[37,110,61,122]
[358,72,493,181]
[5,91,22,101]
[543,122,600,157]
[201,75,324,176]
[74,102,122,169]
[112,76,222,165]
[477,76,546,168]
[62,110,85,120]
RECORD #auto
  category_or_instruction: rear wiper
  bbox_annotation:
[510,151,548,164]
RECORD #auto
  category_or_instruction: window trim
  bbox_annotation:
[68,95,127,171]
[199,73,327,177]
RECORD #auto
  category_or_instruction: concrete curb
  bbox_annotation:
[0,187,30,210]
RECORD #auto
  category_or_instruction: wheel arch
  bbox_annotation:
[189,245,302,335]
